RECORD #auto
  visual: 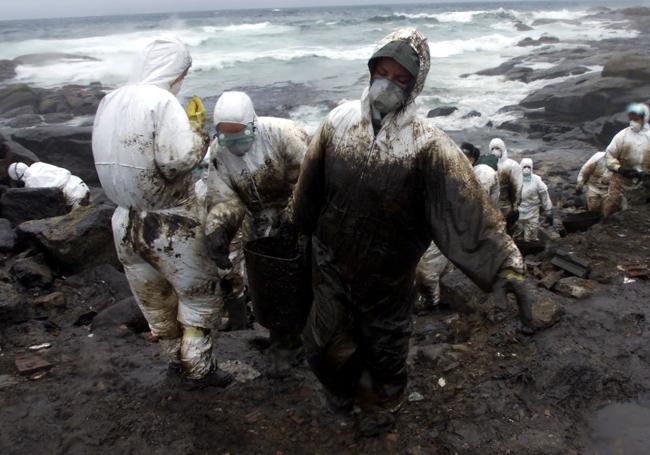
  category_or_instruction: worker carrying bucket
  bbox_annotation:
[204,91,310,375]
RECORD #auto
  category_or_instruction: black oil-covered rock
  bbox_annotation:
[1,187,68,226]
[17,202,119,272]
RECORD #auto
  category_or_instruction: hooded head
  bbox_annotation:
[129,38,192,93]
[8,162,28,182]
[213,91,258,157]
[213,91,257,126]
[366,28,430,113]
[460,142,480,165]
[489,138,508,162]
[520,158,533,180]
[627,102,650,132]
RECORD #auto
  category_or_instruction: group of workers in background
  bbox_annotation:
[6,26,649,436]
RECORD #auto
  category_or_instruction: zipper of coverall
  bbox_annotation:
[358,121,383,182]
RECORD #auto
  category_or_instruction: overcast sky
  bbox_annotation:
[2,0,509,21]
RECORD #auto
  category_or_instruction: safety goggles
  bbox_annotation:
[216,122,256,147]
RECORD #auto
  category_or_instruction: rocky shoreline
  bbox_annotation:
[1,6,650,454]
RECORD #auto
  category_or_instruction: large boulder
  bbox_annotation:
[0,84,39,117]
[1,187,68,226]
[17,201,119,272]
[36,83,104,117]
[0,83,104,127]
[65,264,132,303]
[602,53,650,81]
[10,126,97,184]
[0,218,16,251]
[10,254,54,288]
[428,106,458,118]
[575,111,630,146]
[516,36,560,47]
[92,297,148,334]
[0,60,18,82]
[520,74,648,121]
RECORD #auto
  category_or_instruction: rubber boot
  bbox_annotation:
[223,296,249,331]
[267,330,304,378]
[165,362,183,388]
[182,367,234,390]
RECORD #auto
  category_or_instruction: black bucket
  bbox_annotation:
[562,211,602,233]
[515,238,546,256]
[244,236,312,333]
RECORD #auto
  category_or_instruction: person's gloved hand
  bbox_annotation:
[186,96,207,131]
[493,269,533,329]
[575,184,583,195]
[618,167,640,179]
[506,209,519,226]
[206,228,232,270]
[273,206,298,241]
[545,212,554,226]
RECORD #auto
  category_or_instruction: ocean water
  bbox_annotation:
[0,1,641,132]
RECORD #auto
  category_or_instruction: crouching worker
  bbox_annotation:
[576,151,611,213]
[8,161,90,208]
[204,91,309,375]
[292,28,529,436]
[92,38,232,389]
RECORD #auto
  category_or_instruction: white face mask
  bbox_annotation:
[630,120,643,133]
[522,167,532,179]
[491,147,503,158]
[170,79,183,96]
[368,78,407,115]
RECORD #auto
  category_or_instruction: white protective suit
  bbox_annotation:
[92,38,217,380]
[489,138,523,218]
[8,162,89,208]
[204,91,309,246]
[515,158,553,241]
[603,105,650,217]
[576,152,611,213]
[474,163,500,207]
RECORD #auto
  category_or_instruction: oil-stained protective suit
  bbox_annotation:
[474,163,500,207]
[92,38,219,380]
[603,105,650,218]
[576,152,611,213]
[489,138,523,220]
[204,91,309,357]
[293,28,524,413]
[515,158,553,241]
[8,161,90,208]
[204,91,309,243]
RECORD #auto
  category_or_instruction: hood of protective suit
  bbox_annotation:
[213,91,258,126]
[8,162,28,181]
[129,38,192,90]
[627,102,650,123]
[521,158,533,172]
[489,138,508,163]
[364,28,430,109]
